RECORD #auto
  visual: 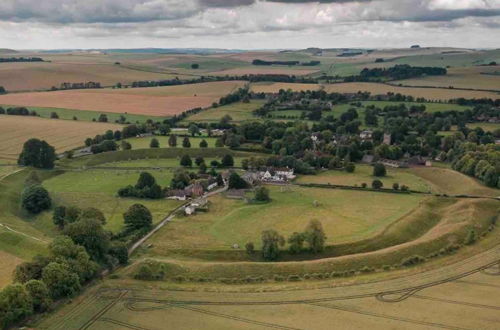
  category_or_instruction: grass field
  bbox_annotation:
[393,66,500,91]
[0,115,121,161]
[41,169,182,233]
[411,167,500,197]
[0,81,246,117]
[146,186,424,256]
[0,250,22,288]
[212,67,320,76]
[182,101,265,123]
[296,165,432,193]
[323,82,500,101]
[124,136,218,149]
[0,105,163,123]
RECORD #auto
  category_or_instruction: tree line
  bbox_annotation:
[0,57,44,63]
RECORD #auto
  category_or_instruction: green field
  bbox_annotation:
[41,169,181,233]
[182,101,265,123]
[145,185,424,257]
[125,136,218,149]
[0,105,163,124]
[296,165,432,193]
[466,122,500,132]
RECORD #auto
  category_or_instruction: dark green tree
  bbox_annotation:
[41,262,81,299]
[21,185,51,214]
[150,138,159,148]
[199,139,208,148]
[0,284,33,329]
[288,232,305,254]
[25,280,51,312]
[188,124,200,137]
[304,220,326,253]
[373,163,387,177]
[182,137,191,148]
[80,207,106,224]
[136,172,156,189]
[52,206,67,230]
[180,154,192,167]
[168,134,177,147]
[123,204,153,231]
[18,138,56,169]
[228,172,248,189]
[221,154,234,167]
[372,179,383,189]
[261,230,283,261]
[64,218,110,261]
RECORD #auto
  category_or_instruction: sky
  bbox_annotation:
[0,0,499,50]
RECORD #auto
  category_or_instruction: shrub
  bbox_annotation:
[464,228,477,245]
[254,186,270,202]
[345,162,355,173]
[245,242,255,255]
[373,163,386,177]
[400,255,426,267]
[273,275,285,282]
[180,154,192,167]
[372,179,383,189]
[287,275,301,282]
[361,182,367,188]
[400,185,409,192]
[392,183,399,190]
[150,138,159,148]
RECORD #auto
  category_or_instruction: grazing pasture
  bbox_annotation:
[0,115,121,161]
[0,105,163,123]
[393,66,500,91]
[411,167,500,197]
[323,82,500,100]
[296,166,432,193]
[182,101,265,123]
[146,186,424,255]
[41,169,181,233]
[0,81,246,117]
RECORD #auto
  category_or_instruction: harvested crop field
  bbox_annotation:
[0,61,179,92]
[0,115,121,161]
[323,82,500,100]
[0,81,246,116]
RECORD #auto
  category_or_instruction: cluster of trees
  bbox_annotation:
[1,197,144,329]
[180,154,234,169]
[57,81,101,90]
[345,64,447,82]
[0,57,43,63]
[18,139,56,169]
[218,87,250,106]
[118,172,163,199]
[0,106,37,116]
[452,148,499,188]
[247,220,326,261]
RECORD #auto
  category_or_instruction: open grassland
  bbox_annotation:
[411,167,500,197]
[0,250,22,288]
[41,169,182,233]
[124,136,218,149]
[393,66,500,91]
[0,115,121,161]
[0,105,162,123]
[99,156,252,169]
[145,186,424,256]
[138,196,498,278]
[323,82,500,101]
[182,101,265,123]
[0,81,246,117]
[296,166,432,193]
[59,148,256,169]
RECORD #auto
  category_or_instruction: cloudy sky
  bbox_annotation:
[0,0,499,50]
